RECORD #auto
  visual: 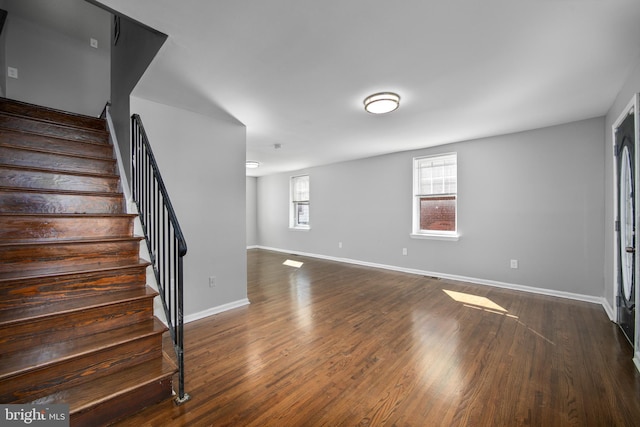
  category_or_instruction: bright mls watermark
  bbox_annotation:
[1,405,69,426]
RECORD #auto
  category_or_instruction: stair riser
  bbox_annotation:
[0,167,120,193]
[72,376,173,427]
[0,146,116,175]
[0,215,134,240]
[0,115,109,145]
[2,335,163,404]
[0,98,107,132]
[0,129,113,159]
[0,240,142,273]
[0,191,125,214]
[0,297,155,354]
[0,267,148,310]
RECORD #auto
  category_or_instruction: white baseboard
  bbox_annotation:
[257,245,607,308]
[601,298,615,322]
[184,298,250,324]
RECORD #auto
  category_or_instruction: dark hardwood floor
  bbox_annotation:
[115,249,640,426]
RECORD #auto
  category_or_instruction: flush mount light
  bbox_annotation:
[363,92,400,114]
[246,161,260,169]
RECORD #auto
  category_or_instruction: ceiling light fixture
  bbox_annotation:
[246,161,260,169]
[363,92,400,114]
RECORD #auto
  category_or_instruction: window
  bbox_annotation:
[290,175,310,229]
[412,153,458,239]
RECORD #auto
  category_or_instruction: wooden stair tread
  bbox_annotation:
[0,142,117,162]
[31,352,177,413]
[0,236,139,244]
[0,98,107,133]
[0,190,126,215]
[0,318,167,381]
[0,136,113,160]
[0,213,137,241]
[0,113,109,145]
[0,213,137,240]
[0,212,136,219]
[0,147,117,176]
[0,235,145,246]
[0,144,115,163]
[0,237,143,274]
[0,128,113,155]
[0,258,150,282]
[0,163,120,180]
[0,168,121,194]
[0,287,158,326]
[0,186,123,197]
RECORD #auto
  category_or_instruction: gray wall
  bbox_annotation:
[3,12,109,116]
[131,96,247,318]
[110,14,166,182]
[604,60,640,311]
[246,177,258,247]
[0,5,6,97]
[257,117,605,298]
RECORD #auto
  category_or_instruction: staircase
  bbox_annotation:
[0,98,177,426]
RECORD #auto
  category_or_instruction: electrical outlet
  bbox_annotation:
[402,248,408,256]
[90,38,98,48]
[338,242,343,248]
[208,276,216,288]
[510,259,518,269]
[7,67,18,79]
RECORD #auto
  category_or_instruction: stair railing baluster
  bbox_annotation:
[131,115,190,404]
[156,184,161,273]
[162,208,166,299]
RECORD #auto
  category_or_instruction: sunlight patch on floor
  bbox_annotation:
[443,289,508,313]
[283,259,304,268]
[444,289,555,344]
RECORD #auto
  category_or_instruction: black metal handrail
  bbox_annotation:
[131,114,190,404]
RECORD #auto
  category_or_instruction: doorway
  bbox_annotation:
[615,99,638,345]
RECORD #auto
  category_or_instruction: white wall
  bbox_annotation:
[130,96,248,318]
[246,177,258,247]
[257,117,605,299]
[4,13,109,116]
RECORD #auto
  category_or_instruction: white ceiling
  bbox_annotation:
[74,1,640,175]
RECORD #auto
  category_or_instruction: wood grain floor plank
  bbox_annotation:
[113,249,640,426]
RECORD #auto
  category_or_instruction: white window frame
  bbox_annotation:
[290,175,310,230]
[411,153,459,241]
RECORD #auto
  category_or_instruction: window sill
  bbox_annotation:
[290,226,310,231]
[410,232,459,241]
